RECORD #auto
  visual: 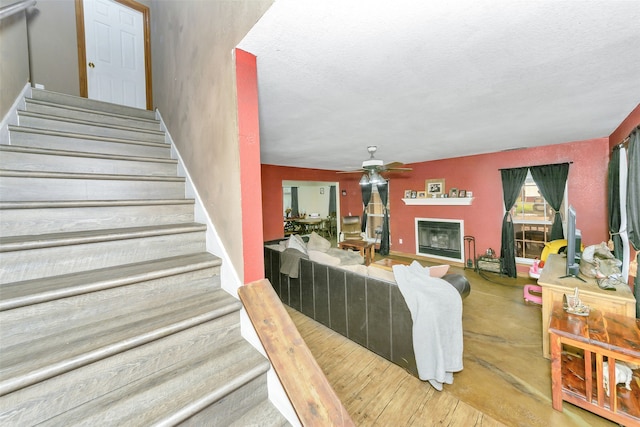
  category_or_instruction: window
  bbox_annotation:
[365,185,388,241]
[510,171,565,261]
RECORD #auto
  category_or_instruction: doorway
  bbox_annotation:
[75,0,153,109]
[283,180,340,239]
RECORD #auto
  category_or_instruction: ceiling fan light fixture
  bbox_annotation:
[359,173,370,185]
[369,170,384,185]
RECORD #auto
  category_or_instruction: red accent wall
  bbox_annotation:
[262,138,609,275]
[236,48,264,283]
[392,138,608,270]
[609,103,640,149]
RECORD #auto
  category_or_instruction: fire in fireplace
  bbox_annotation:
[415,218,464,263]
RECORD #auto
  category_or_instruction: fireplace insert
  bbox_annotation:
[416,218,464,262]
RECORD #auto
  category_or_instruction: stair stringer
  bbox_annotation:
[0,82,31,145]
[156,110,300,427]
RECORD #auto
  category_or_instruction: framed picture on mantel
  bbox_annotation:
[426,179,445,197]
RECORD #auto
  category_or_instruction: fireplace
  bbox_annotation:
[415,218,464,263]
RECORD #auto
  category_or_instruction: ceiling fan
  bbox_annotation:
[339,146,412,185]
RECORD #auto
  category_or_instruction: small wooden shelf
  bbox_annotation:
[402,197,474,206]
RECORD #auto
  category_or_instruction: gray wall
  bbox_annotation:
[28,0,80,95]
[0,5,30,119]
[150,0,272,281]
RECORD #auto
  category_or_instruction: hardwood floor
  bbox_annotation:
[286,254,619,427]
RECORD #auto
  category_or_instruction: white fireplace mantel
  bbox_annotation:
[402,197,474,206]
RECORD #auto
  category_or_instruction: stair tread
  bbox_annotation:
[230,399,291,427]
[39,338,269,427]
[0,168,185,181]
[0,199,195,209]
[0,222,207,252]
[0,252,221,310]
[8,125,169,148]
[0,288,242,395]
[0,144,177,164]
[30,88,156,120]
[25,98,160,125]
[17,110,165,136]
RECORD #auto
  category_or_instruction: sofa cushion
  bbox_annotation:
[307,231,331,252]
[368,266,397,283]
[286,234,308,255]
[308,249,341,266]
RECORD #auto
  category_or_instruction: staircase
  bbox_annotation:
[0,89,289,426]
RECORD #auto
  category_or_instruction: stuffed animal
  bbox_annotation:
[580,242,622,279]
[602,361,633,397]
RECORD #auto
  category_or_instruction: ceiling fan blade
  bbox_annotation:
[385,167,412,172]
[337,169,366,174]
[383,161,405,169]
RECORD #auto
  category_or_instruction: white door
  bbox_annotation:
[83,0,146,108]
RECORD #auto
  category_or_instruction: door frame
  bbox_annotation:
[75,0,153,110]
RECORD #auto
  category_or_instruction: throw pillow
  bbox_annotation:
[307,231,331,252]
[286,234,308,255]
[426,264,450,278]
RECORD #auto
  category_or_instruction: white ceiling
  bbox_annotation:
[238,1,640,172]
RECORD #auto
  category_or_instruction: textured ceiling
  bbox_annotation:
[237,1,640,172]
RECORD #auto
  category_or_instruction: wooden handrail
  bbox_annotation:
[238,279,354,426]
[0,0,36,21]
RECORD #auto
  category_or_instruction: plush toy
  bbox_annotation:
[602,361,633,397]
[579,242,624,289]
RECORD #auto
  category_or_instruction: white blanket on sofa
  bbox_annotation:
[392,261,463,391]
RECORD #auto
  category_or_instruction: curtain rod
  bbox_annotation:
[615,124,640,149]
[498,161,572,171]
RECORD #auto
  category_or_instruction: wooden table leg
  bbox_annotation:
[550,332,563,411]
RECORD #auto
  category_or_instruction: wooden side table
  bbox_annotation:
[338,240,374,266]
[538,254,636,358]
[548,302,640,425]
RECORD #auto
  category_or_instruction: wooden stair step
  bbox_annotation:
[0,252,221,311]
[30,88,157,120]
[0,313,247,426]
[0,199,195,237]
[0,222,206,252]
[0,223,207,284]
[0,169,186,201]
[228,397,291,427]
[37,336,269,427]
[2,272,221,350]
[24,98,161,131]
[17,110,165,143]
[0,288,242,396]
[0,145,177,176]
[8,126,171,158]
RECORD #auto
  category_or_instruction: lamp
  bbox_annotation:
[360,170,384,186]
[369,170,384,185]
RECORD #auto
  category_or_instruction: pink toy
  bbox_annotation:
[523,284,542,305]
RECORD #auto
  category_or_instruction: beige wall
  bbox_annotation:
[28,0,80,95]
[150,0,272,281]
[0,7,30,119]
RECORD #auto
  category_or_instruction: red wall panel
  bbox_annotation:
[236,48,264,283]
